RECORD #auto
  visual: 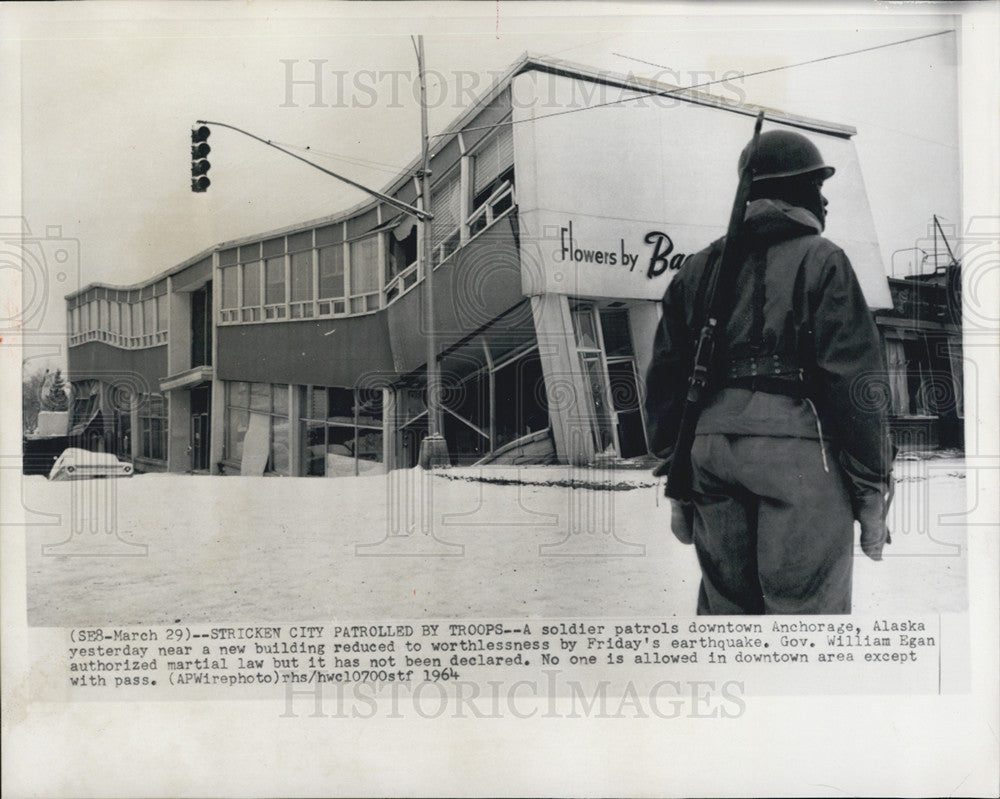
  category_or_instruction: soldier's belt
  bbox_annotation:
[726,354,803,380]
[724,354,806,398]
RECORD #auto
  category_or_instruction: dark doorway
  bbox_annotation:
[114,407,132,460]
[190,384,211,471]
[192,283,213,368]
[606,359,647,458]
[599,306,649,459]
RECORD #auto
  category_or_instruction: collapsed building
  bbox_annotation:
[64,54,961,475]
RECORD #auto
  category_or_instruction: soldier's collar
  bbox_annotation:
[744,199,823,234]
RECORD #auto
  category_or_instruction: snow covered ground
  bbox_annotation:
[22,458,967,626]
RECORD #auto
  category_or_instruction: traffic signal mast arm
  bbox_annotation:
[194,119,433,221]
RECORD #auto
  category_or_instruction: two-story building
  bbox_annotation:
[67,53,918,475]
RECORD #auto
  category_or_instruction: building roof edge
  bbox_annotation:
[68,52,856,300]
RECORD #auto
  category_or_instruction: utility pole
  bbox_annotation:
[195,37,448,469]
[415,35,449,469]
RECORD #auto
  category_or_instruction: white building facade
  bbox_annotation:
[65,55,891,474]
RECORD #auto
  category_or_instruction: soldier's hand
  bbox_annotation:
[670,500,695,545]
[839,451,895,562]
[855,481,894,561]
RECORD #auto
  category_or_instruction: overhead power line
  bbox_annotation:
[614,29,952,88]
[211,30,953,187]
[434,28,952,137]
[269,140,409,175]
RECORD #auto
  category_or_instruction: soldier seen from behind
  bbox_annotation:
[645,127,896,615]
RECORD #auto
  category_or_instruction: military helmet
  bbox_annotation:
[739,129,835,182]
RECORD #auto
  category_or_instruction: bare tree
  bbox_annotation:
[22,366,48,435]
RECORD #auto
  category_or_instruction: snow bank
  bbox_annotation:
[23,460,967,625]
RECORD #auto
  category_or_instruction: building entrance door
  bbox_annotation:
[190,384,211,471]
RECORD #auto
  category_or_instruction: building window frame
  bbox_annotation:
[430,164,463,267]
[138,393,168,463]
[347,233,382,314]
[465,119,515,242]
[299,385,383,476]
[383,221,419,305]
[67,284,166,349]
[224,381,291,475]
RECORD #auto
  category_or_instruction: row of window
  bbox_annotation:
[68,123,516,343]
[217,123,514,325]
[218,230,390,323]
[68,294,168,348]
[223,382,385,476]
[68,282,167,309]
[430,123,515,268]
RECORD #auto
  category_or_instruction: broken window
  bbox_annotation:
[387,223,418,282]
[570,301,646,457]
[300,385,384,476]
[225,381,290,474]
[493,348,547,449]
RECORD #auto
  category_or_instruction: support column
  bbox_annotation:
[530,293,595,466]
[166,390,191,473]
[209,252,224,474]
[382,387,397,471]
[130,395,140,463]
[167,279,191,377]
[288,384,302,476]
[210,380,225,473]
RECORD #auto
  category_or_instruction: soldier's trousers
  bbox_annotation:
[689,434,855,614]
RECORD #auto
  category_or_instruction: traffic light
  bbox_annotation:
[190,125,211,192]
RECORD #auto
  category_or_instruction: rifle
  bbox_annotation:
[665,111,765,501]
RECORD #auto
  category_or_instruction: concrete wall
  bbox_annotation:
[217,313,395,387]
[167,389,190,473]
[67,342,167,397]
[167,276,192,376]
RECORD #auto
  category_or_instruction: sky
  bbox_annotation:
[2,2,985,364]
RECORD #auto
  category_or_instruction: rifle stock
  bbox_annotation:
[664,111,765,501]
